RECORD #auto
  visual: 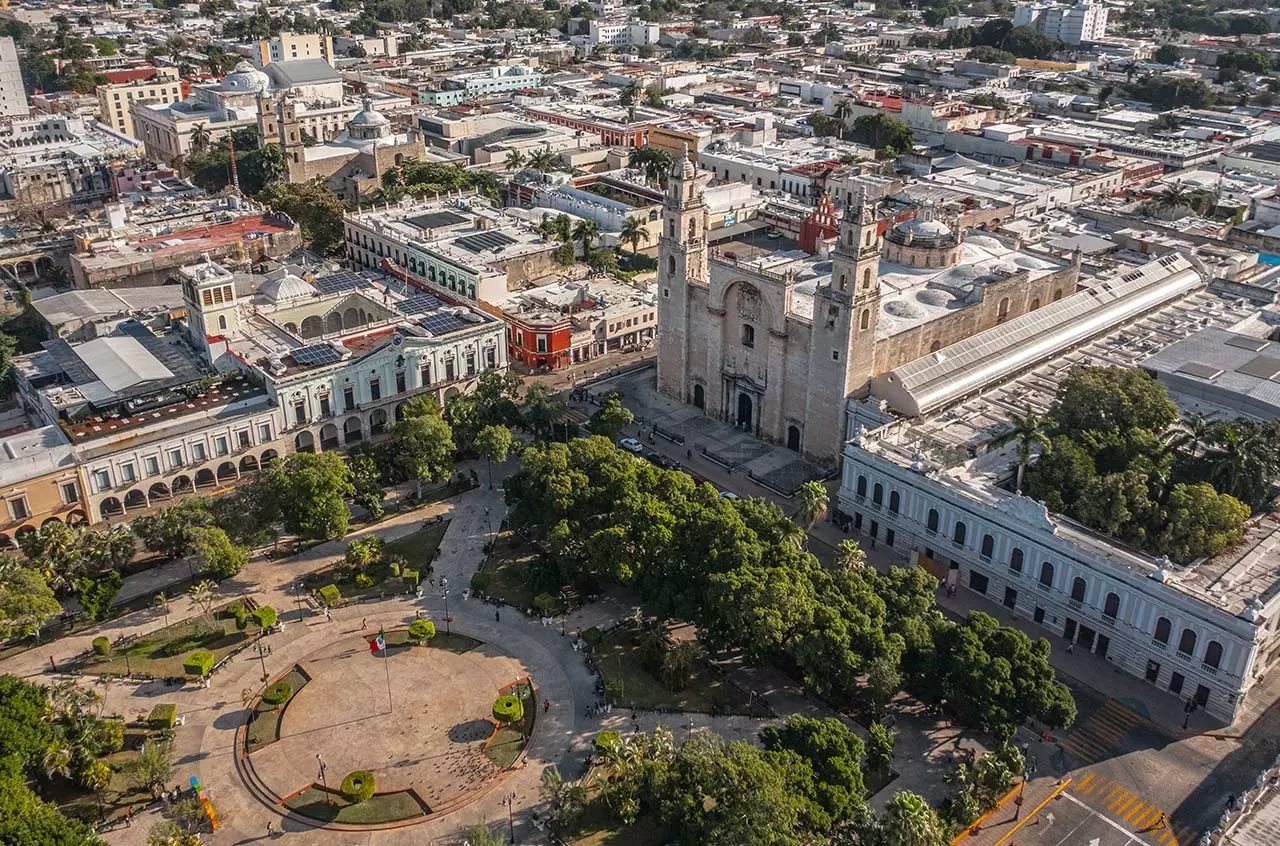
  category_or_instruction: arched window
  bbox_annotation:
[872,483,883,506]
[1103,592,1120,618]
[930,340,942,353]
[1053,288,1063,301]
[688,219,697,239]
[980,534,994,558]
[1154,617,1172,644]
[926,508,939,533]
[1030,298,1041,310]
[839,273,847,291]
[1178,628,1197,656]
[856,475,867,498]
[952,522,967,546]
[859,309,870,331]
[1204,641,1223,669]
[218,314,227,330]
[1071,577,1086,602]
[863,267,872,288]
[1009,548,1024,575]
[888,491,900,514]
[1039,561,1054,588]
[667,255,676,276]
[997,297,1010,323]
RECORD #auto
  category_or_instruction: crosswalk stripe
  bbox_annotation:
[1077,773,1096,789]
[1118,796,1139,816]
[1083,777,1107,797]
[1124,801,1148,823]
[1109,790,1131,811]
[1104,785,1123,802]
[1135,806,1161,829]
[1158,828,1175,844]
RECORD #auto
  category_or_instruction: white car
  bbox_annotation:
[719,491,740,500]
[619,437,645,453]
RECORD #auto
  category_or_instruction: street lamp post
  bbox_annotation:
[1183,698,1197,730]
[1013,754,1038,821]
[316,752,331,803]
[441,576,451,635]
[295,580,305,623]
[504,791,517,843]
[254,640,269,683]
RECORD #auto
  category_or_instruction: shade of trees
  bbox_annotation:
[257,179,348,255]
[849,114,914,158]
[0,557,61,641]
[259,452,354,541]
[587,391,634,439]
[505,437,1075,736]
[1024,366,1264,562]
[1125,75,1217,110]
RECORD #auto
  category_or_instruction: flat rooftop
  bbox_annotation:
[74,213,294,273]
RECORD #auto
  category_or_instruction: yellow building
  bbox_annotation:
[258,32,334,66]
[0,427,86,548]
[96,73,184,139]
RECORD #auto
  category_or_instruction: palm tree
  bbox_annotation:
[795,480,829,529]
[154,592,170,628]
[619,217,650,257]
[1154,181,1190,215]
[988,404,1051,494]
[41,744,73,781]
[1206,421,1268,505]
[539,765,587,833]
[833,98,854,140]
[258,143,287,183]
[504,148,525,171]
[187,579,217,625]
[189,123,211,155]
[1167,411,1215,459]
[521,382,566,439]
[527,146,558,173]
[1121,60,1139,82]
[572,219,599,256]
[881,790,948,846]
[619,81,640,107]
[835,538,866,570]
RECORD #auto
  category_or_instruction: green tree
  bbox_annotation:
[968,45,1016,64]
[521,382,566,440]
[187,526,248,579]
[794,480,828,529]
[76,571,122,622]
[392,397,456,498]
[350,453,386,520]
[620,216,651,256]
[866,721,895,777]
[760,716,866,830]
[835,539,866,571]
[988,404,1052,494]
[0,776,102,845]
[539,765,588,833]
[881,790,947,846]
[461,824,505,846]
[1049,366,1179,450]
[1158,483,1249,562]
[865,656,902,717]
[1154,43,1180,64]
[261,452,353,541]
[256,179,348,255]
[1000,25,1060,59]
[504,148,525,171]
[0,559,61,641]
[475,424,517,489]
[132,499,213,559]
[849,114,914,157]
[572,218,600,256]
[125,740,173,793]
[587,392,633,439]
[186,579,218,626]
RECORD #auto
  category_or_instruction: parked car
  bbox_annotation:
[619,437,645,453]
[719,490,740,500]
[645,451,679,470]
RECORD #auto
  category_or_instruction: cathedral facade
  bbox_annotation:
[656,158,1080,465]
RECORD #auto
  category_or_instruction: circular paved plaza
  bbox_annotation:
[244,632,528,818]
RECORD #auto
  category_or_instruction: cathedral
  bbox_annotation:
[655,156,1080,465]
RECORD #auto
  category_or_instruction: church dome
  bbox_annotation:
[349,108,389,128]
[896,217,952,239]
[348,97,392,140]
[258,273,317,304]
[222,61,270,95]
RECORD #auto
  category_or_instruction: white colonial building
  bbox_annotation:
[836,428,1280,723]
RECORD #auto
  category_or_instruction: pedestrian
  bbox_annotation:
[415,609,421,620]
[49,656,57,673]
[126,807,134,828]
[495,609,500,622]
[267,821,275,836]
[361,617,367,630]
[543,698,551,713]
[1066,642,1074,655]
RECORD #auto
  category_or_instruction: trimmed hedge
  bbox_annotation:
[408,619,436,642]
[183,650,215,677]
[252,605,278,629]
[492,694,524,724]
[316,584,341,607]
[91,636,112,657]
[148,704,177,729]
[262,682,292,707]
[581,627,604,648]
[340,770,376,803]
[401,568,419,588]
[228,602,248,630]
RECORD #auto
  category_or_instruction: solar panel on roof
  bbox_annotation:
[406,211,468,231]
[290,344,342,366]
[1236,355,1280,381]
[455,231,516,254]
[1175,362,1224,380]
[312,271,368,295]
[1225,335,1269,352]
[419,313,470,335]
[396,294,443,314]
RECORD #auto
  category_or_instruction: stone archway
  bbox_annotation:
[240,455,260,473]
[261,449,279,466]
[67,510,88,526]
[172,475,193,494]
[301,316,324,338]
[195,468,217,487]
[736,392,753,428]
[42,516,63,528]
[295,431,316,453]
[692,384,705,410]
[370,408,388,435]
[100,497,124,519]
[149,482,172,502]
[786,424,801,452]
[343,416,363,444]
[216,461,238,482]
[320,423,340,450]
[123,489,148,511]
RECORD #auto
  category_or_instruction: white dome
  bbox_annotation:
[259,274,317,304]
[884,299,926,318]
[916,288,956,307]
[349,108,389,127]
[897,217,953,239]
[222,61,270,95]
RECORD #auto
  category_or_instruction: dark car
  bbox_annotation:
[645,451,679,471]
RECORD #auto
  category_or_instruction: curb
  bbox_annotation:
[951,782,1023,844]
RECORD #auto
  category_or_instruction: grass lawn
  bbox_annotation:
[380,629,481,654]
[594,624,770,717]
[568,795,666,846]
[283,785,429,824]
[307,522,450,605]
[382,521,449,570]
[245,666,310,754]
[484,680,536,769]
[477,532,564,615]
[71,607,261,679]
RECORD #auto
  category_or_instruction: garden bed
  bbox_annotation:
[594,623,770,717]
[568,795,666,846]
[474,531,564,615]
[305,522,449,606]
[282,784,430,825]
[245,666,311,754]
[379,628,481,654]
[68,605,261,679]
[483,679,537,769]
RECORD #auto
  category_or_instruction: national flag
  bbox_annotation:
[371,626,385,654]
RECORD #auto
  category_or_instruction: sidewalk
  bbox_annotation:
[954,776,1074,846]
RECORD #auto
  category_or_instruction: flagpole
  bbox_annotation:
[383,628,393,714]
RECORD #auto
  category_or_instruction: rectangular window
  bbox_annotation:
[9,498,28,520]
[191,442,207,461]
[145,456,160,476]
[969,571,989,595]
[94,469,112,490]
[120,463,136,483]
[61,482,79,503]
[343,386,355,410]
[214,436,228,456]
[319,396,332,417]
[370,378,381,402]
[238,430,252,449]
[486,348,496,367]
[169,449,184,468]
[884,528,895,547]
[294,401,306,425]
[420,364,432,386]
[445,360,456,381]
[396,371,407,393]
[259,423,272,442]
[536,336,547,353]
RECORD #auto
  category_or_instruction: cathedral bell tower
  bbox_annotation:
[802,190,882,461]
[656,146,708,400]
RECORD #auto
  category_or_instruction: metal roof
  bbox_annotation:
[74,336,172,392]
[263,59,341,87]
[874,253,1203,418]
[1144,326,1280,420]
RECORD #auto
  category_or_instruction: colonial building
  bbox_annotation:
[655,154,1080,464]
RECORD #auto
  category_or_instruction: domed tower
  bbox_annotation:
[883,201,962,268]
[347,97,391,142]
[221,61,271,97]
[656,145,709,400]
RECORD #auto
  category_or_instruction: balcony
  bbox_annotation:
[1151,638,1168,651]
[1068,598,1083,611]
[1201,663,1218,676]
[1176,650,1193,663]
[1036,581,1051,592]
[1101,615,1116,628]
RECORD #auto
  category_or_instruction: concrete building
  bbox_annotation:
[0,36,28,118]
[418,66,543,107]
[96,73,184,139]
[1013,0,1108,45]
[0,427,85,547]
[257,31,335,66]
